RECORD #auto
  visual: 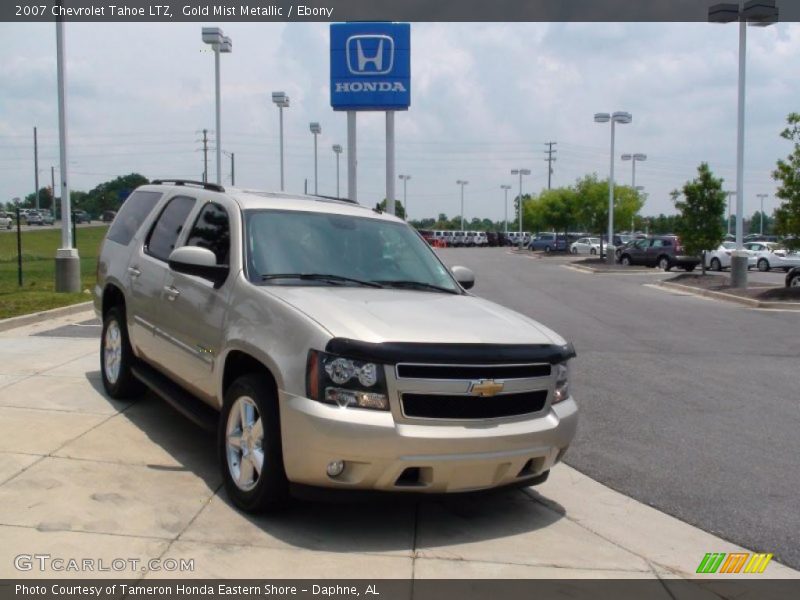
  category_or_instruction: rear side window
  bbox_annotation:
[106,191,162,246]
[145,196,196,262]
[185,202,231,265]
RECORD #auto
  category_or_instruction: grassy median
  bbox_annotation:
[0,226,108,320]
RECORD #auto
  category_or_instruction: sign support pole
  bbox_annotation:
[386,111,395,216]
[347,111,357,202]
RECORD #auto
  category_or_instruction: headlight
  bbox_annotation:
[553,361,570,404]
[306,350,389,411]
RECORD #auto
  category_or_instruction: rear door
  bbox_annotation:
[129,194,197,364]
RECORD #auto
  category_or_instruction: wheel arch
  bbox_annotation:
[221,350,280,407]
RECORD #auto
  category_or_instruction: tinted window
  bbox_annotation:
[185,203,230,265]
[106,191,162,246]
[145,196,196,261]
[662,239,673,247]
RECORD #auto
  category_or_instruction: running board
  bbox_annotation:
[131,363,218,432]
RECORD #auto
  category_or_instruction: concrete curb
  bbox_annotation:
[0,301,94,333]
[568,263,656,275]
[656,281,800,310]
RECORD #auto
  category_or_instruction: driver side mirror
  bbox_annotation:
[451,265,475,290]
[168,246,229,288]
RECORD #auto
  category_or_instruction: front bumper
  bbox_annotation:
[280,392,578,493]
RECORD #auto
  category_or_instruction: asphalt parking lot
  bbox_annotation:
[0,251,797,580]
[437,248,800,570]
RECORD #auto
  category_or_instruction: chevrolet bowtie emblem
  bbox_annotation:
[469,379,504,397]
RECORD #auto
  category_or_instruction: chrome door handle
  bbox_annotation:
[127,266,141,279]
[164,285,180,301]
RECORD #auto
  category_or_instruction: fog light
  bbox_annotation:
[326,460,345,478]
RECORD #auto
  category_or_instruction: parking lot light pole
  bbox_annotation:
[501,184,512,235]
[595,112,632,264]
[456,180,468,230]
[757,193,768,234]
[271,92,290,191]
[621,153,647,191]
[309,122,321,195]
[399,174,411,220]
[54,18,80,293]
[332,144,342,198]
[709,0,778,287]
[511,169,531,250]
[202,28,232,186]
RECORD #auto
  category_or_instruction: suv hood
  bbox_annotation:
[262,287,565,346]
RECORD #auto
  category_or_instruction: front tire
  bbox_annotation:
[590,248,597,255]
[710,257,722,271]
[658,256,672,271]
[219,374,289,513]
[620,255,632,266]
[101,306,144,399]
[758,258,770,272]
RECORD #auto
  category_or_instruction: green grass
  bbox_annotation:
[0,226,108,319]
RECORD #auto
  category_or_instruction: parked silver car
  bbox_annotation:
[94,180,577,512]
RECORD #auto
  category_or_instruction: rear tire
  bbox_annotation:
[758,258,770,272]
[219,374,289,513]
[101,306,144,399]
[790,274,800,288]
[590,248,597,255]
[658,256,671,271]
[710,258,722,271]
[620,255,632,266]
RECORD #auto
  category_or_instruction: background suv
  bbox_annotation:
[95,180,578,513]
[619,236,700,271]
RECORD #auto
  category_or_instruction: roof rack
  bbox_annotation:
[150,179,225,193]
[309,193,358,205]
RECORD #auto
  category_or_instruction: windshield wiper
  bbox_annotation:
[373,280,459,294]
[260,273,384,288]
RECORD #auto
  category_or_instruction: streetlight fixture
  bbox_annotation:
[271,91,290,191]
[709,0,779,287]
[456,180,469,230]
[332,144,342,198]
[501,184,512,235]
[621,153,647,189]
[595,111,632,264]
[510,169,531,250]
[756,193,768,234]
[309,122,321,195]
[398,174,411,220]
[202,27,232,186]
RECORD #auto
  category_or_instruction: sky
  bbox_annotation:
[1,21,798,222]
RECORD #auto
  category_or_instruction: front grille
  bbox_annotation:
[396,363,551,380]
[401,390,548,420]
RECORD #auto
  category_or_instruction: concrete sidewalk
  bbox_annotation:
[0,309,796,581]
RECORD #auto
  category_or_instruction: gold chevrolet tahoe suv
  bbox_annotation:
[95,180,577,513]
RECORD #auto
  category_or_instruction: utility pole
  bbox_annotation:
[201,129,209,183]
[726,191,735,235]
[756,193,768,235]
[34,126,40,210]
[544,141,557,190]
[50,166,55,213]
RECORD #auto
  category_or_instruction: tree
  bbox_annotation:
[375,199,406,220]
[83,173,149,217]
[772,113,800,249]
[673,163,726,275]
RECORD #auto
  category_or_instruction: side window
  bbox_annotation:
[106,191,162,246]
[185,203,231,265]
[662,239,673,247]
[145,196,196,262]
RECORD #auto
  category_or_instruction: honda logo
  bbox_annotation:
[346,35,394,75]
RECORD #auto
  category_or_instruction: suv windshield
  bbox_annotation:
[246,209,460,293]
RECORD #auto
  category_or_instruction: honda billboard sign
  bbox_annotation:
[330,22,410,111]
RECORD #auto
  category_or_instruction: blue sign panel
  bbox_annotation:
[330,22,410,111]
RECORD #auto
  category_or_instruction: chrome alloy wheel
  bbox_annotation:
[103,319,122,385]
[226,396,264,491]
